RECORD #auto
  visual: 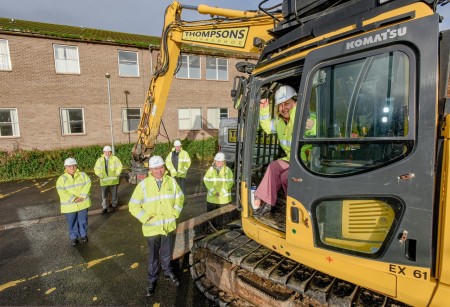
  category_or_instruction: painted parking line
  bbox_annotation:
[0,253,126,293]
[0,186,30,199]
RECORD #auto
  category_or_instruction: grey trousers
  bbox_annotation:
[101,184,118,208]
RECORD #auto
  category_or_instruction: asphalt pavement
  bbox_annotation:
[0,161,219,306]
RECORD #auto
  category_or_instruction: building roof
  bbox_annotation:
[0,17,257,59]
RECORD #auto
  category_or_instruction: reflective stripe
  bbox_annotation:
[179,159,190,162]
[143,194,177,203]
[280,139,291,147]
[174,204,182,212]
[129,197,143,204]
[204,178,231,182]
[260,114,270,121]
[102,176,118,181]
[145,217,176,227]
[57,181,88,190]
[136,209,146,219]
[270,120,277,134]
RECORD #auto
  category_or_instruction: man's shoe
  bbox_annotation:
[165,274,180,286]
[146,282,156,297]
[102,208,108,214]
[111,207,118,212]
[80,237,88,243]
[254,203,272,216]
[70,239,78,246]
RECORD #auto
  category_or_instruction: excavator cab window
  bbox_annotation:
[300,49,412,176]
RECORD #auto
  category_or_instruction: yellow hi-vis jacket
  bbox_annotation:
[203,165,234,205]
[259,105,297,161]
[165,148,191,178]
[129,173,184,237]
[94,155,123,186]
[56,169,92,214]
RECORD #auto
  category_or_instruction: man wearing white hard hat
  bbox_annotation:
[253,84,314,216]
[56,158,92,246]
[129,155,184,297]
[165,140,191,195]
[203,152,234,212]
[94,145,123,213]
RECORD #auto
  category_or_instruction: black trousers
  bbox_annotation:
[147,232,174,283]
[207,201,221,212]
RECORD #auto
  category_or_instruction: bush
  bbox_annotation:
[0,138,218,182]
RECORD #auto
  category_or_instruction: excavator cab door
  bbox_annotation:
[288,14,439,276]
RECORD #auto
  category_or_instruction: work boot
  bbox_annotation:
[102,208,108,214]
[80,237,88,243]
[165,274,180,286]
[254,203,272,216]
[146,282,156,297]
[70,239,78,246]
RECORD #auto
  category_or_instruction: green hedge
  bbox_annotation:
[0,138,218,182]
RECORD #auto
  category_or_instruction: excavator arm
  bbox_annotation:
[129,1,279,183]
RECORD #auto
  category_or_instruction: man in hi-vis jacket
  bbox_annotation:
[94,145,122,213]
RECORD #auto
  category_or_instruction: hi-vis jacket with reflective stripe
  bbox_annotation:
[259,105,297,161]
[56,170,92,214]
[94,155,123,186]
[165,148,191,178]
[203,165,234,205]
[129,174,184,237]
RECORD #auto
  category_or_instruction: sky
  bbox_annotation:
[1,0,449,36]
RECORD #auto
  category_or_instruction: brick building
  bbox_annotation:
[0,18,256,152]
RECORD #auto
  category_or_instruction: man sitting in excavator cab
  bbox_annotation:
[252,84,316,216]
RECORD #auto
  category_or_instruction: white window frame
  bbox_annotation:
[60,108,85,135]
[118,50,139,77]
[206,57,228,81]
[178,108,202,130]
[0,108,20,137]
[176,54,201,79]
[53,44,80,74]
[207,108,229,129]
[0,39,12,71]
[122,108,141,133]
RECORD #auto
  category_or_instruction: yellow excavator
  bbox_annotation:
[131,0,450,305]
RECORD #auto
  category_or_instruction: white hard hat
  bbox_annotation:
[64,158,78,166]
[275,85,297,105]
[103,145,112,152]
[214,152,225,162]
[149,156,165,168]
[174,140,182,147]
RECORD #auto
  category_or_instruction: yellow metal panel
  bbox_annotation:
[429,283,450,307]
[342,199,394,241]
[436,115,450,285]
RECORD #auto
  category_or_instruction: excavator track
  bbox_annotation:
[189,226,410,307]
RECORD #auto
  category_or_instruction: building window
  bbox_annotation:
[53,44,80,74]
[178,108,202,130]
[60,108,85,135]
[206,57,228,81]
[176,55,201,79]
[207,108,228,129]
[118,50,139,77]
[122,108,141,132]
[0,40,12,71]
[0,108,19,137]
